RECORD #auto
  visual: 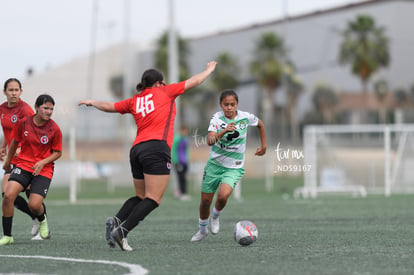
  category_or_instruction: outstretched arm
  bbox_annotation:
[184,61,217,91]
[255,119,267,156]
[78,100,116,113]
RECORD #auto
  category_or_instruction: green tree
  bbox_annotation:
[211,52,240,90]
[154,31,190,82]
[201,52,241,123]
[250,32,288,140]
[373,78,389,123]
[339,14,390,95]
[394,87,408,124]
[153,30,193,124]
[312,83,338,124]
[249,31,290,192]
[284,63,304,142]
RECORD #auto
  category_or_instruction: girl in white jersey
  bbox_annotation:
[191,89,267,242]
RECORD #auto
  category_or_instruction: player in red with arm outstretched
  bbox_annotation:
[79,61,217,251]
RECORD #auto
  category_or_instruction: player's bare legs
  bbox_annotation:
[191,192,214,241]
[211,183,233,235]
[0,180,23,245]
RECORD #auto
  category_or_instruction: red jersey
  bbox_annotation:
[13,115,62,179]
[114,81,185,149]
[0,99,34,146]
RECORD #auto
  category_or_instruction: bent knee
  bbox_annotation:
[2,194,16,207]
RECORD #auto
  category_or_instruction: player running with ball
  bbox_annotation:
[191,89,266,242]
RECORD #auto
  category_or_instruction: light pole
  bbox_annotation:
[168,0,180,130]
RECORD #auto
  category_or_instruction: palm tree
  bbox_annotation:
[250,32,289,192]
[205,52,240,121]
[339,14,390,96]
[153,30,192,124]
[211,52,240,90]
[312,83,338,124]
[373,78,389,123]
[394,87,408,124]
[284,63,304,142]
[154,31,190,82]
[250,32,288,140]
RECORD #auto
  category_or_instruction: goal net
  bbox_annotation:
[294,124,414,198]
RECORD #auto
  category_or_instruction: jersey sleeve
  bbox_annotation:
[164,81,186,98]
[207,114,220,133]
[247,112,259,126]
[114,98,133,114]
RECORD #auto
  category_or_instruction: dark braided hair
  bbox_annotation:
[136,69,164,92]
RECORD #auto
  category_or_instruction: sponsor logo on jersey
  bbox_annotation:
[40,135,49,144]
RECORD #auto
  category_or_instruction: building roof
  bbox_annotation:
[189,0,401,41]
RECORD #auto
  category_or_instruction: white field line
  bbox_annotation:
[0,255,148,275]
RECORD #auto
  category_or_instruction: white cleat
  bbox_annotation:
[31,233,43,240]
[112,227,133,251]
[31,218,40,236]
[210,217,220,235]
[191,230,208,242]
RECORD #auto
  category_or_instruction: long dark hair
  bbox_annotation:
[136,69,164,92]
[3,78,22,90]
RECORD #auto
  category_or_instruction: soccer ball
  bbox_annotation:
[233,220,258,246]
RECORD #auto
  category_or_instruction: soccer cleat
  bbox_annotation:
[111,227,132,251]
[105,217,115,248]
[39,217,51,239]
[0,236,14,245]
[31,233,43,240]
[191,230,208,242]
[210,217,220,235]
[31,218,40,236]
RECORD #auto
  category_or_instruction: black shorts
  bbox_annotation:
[9,167,51,198]
[129,140,172,179]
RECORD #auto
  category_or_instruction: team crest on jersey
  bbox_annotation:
[40,135,49,144]
[239,121,247,130]
[11,114,18,123]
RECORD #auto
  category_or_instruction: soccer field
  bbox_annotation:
[1,179,414,275]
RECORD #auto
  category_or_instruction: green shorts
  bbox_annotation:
[201,161,245,193]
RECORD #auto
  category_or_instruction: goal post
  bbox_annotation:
[294,124,414,198]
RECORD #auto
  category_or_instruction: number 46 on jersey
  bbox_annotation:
[136,94,154,117]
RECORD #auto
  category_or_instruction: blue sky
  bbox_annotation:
[0,0,365,84]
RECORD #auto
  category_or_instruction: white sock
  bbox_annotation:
[199,218,208,233]
[212,207,222,219]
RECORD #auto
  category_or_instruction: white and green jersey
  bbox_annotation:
[207,110,259,169]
